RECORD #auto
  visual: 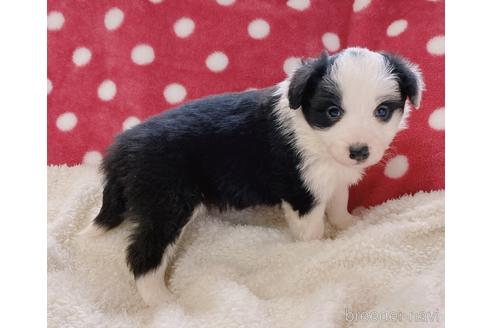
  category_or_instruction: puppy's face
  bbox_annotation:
[288,47,424,168]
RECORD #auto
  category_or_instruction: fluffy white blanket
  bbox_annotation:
[48,165,444,327]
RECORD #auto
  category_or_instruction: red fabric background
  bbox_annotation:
[47,0,444,210]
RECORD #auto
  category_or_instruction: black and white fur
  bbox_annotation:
[85,47,424,306]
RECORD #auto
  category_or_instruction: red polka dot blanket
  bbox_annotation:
[47,0,444,210]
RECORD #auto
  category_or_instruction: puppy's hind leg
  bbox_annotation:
[127,204,203,306]
[79,176,126,237]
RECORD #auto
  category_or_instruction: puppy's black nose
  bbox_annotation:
[349,144,369,162]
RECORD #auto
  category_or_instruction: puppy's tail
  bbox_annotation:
[81,177,127,236]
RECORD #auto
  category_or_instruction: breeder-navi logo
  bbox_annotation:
[345,308,440,323]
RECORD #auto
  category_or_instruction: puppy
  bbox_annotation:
[88,47,424,305]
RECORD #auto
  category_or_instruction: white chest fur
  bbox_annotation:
[300,155,362,204]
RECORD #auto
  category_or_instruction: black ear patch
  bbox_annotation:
[380,52,424,108]
[288,52,329,110]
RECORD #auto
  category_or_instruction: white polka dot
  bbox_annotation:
[353,0,371,12]
[283,57,301,75]
[216,0,235,6]
[47,79,53,95]
[98,80,117,101]
[56,112,77,132]
[122,116,141,130]
[164,83,187,104]
[72,47,92,66]
[245,87,258,91]
[384,155,409,179]
[148,0,163,3]
[206,51,229,72]
[47,11,65,31]
[427,35,445,55]
[287,0,311,11]
[131,44,155,65]
[104,7,124,31]
[174,17,195,38]
[386,19,408,37]
[83,151,102,166]
[322,32,340,52]
[428,107,445,130]
[248,19,270,40]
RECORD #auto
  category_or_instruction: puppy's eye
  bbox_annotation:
[374,105,390,120]
[327,106,343,119]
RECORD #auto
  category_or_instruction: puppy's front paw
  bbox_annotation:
[300,220,325,241]
[330,214,360,230]
[287,217,325,241]
[136,274,175,307]
[351,206,368,217]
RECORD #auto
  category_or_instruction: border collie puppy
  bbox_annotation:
[88,47,424,305]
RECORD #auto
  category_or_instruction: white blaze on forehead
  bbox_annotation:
[329,48,400,112]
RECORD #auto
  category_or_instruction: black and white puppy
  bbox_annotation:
[86,47,424,305]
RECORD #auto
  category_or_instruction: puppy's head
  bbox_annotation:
[288,47,424,168]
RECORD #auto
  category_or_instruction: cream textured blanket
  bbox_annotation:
[48,165,444,327]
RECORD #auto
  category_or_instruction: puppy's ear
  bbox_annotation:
[288,51,328,110]
[380,52,425,109]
